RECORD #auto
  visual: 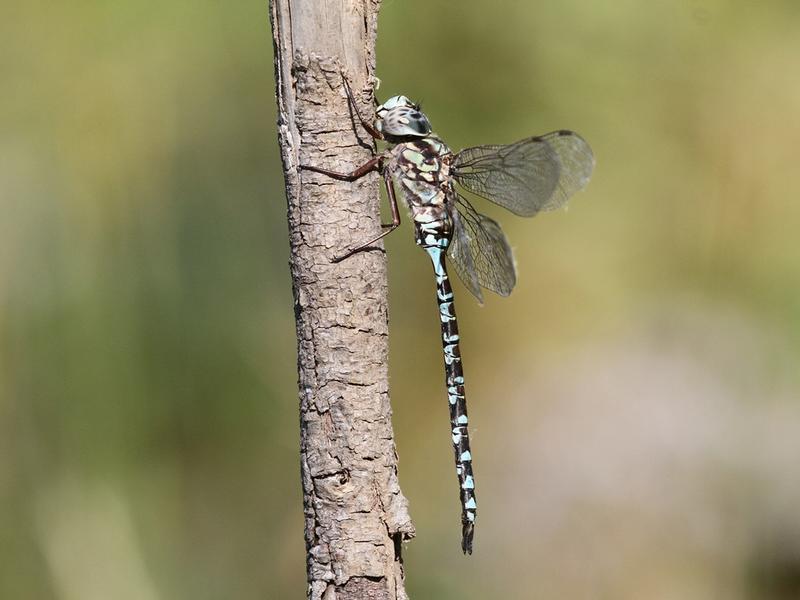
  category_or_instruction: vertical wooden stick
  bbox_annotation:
[269,1,414,598]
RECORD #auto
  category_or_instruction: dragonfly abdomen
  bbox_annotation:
[420,226,477,554]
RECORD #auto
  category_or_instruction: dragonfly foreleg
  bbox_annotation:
[332,171,401,263]
[341,73,384,141]
[299,155,382,182]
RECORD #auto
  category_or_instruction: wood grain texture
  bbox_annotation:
[269,1,414,598]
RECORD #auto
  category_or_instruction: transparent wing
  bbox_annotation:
[447,195,516,303]
[448,207,483,304]
[452,130,594,217]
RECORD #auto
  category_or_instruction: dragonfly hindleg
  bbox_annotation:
[332,171,401,263]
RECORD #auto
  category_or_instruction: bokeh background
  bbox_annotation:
[3,1,800,598]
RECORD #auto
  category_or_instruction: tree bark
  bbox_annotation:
[269,1,414,599]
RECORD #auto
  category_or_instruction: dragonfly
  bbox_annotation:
[300,76,594,554]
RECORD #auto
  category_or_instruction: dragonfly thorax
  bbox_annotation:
[376,95,432,139]
[388,138,454,250]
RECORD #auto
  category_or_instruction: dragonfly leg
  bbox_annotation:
[341,73,384,141]
[332,171,401,263]
[299,155,382,181]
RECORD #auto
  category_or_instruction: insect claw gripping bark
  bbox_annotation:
[302,79,594,553]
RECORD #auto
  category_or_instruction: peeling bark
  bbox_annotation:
[269,1,414,598]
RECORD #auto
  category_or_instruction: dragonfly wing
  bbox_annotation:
[448,207,484,304]
[447,195,516,301]
[452,130,594,217]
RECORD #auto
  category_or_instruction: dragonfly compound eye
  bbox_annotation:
[407,113,432,135]
[375,96,432,138]
[381,106,432,137]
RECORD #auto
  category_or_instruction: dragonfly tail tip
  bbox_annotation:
[461,523,474,555]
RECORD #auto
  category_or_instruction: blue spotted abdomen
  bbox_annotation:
[421,234,477,554]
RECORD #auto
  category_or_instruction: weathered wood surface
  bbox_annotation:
[269,1,414,598]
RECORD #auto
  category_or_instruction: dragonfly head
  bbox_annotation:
[376,95,432,139]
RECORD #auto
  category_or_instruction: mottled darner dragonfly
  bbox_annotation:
[300,77,594,554]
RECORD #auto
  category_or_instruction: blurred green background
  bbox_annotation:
[3,1,800,598]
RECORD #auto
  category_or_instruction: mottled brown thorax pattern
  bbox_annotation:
[388,137,455,237]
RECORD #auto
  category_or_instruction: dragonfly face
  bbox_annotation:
[376,95,432,138]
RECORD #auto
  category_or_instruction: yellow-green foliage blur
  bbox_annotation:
[3,1,800,599]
